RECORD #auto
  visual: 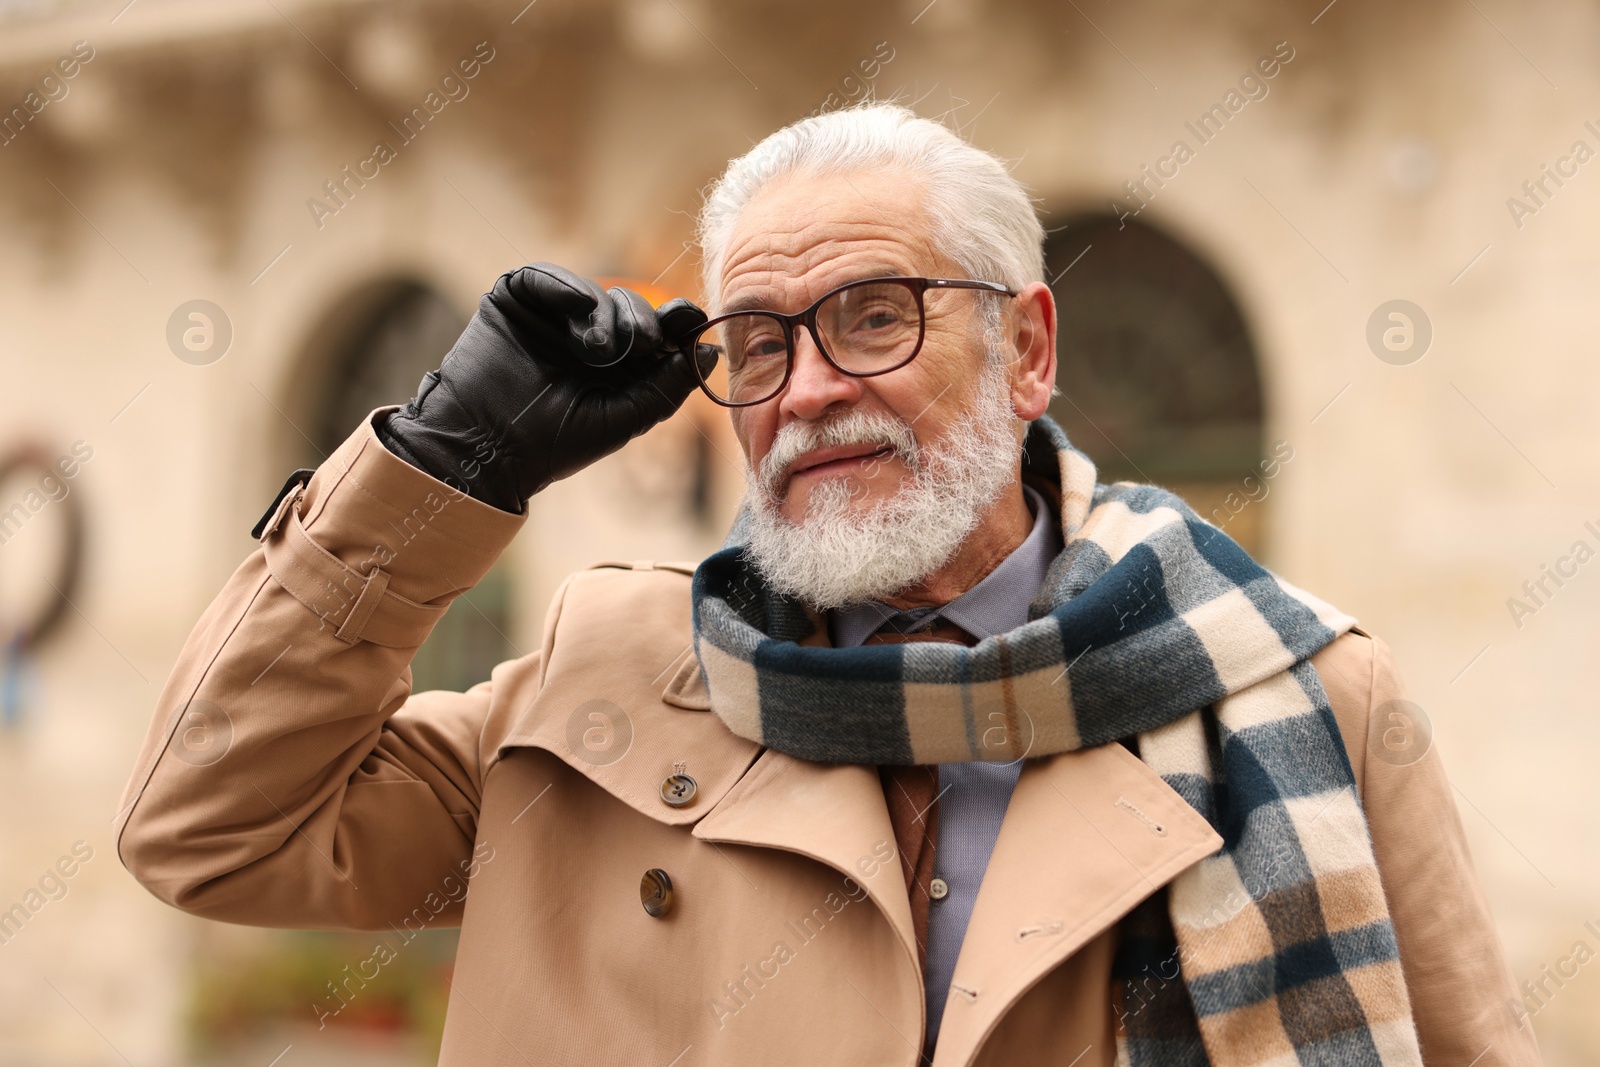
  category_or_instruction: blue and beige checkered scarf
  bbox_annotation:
[691,416,1421,1065]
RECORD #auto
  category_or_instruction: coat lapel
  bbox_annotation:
[930,741,1222,1066]
[691,748,921,982]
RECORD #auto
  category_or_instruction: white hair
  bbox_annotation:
[696,103,1045,311]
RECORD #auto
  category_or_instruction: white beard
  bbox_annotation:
[740,356,1021,611]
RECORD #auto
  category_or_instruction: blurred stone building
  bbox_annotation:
[0,0,1595,1062]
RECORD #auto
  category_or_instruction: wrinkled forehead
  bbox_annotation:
[714,170,950,315]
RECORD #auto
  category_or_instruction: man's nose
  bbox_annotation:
[778,325,861,421]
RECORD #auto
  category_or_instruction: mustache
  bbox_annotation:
[757,409,920,499]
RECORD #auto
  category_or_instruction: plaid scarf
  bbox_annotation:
[690,416,1421,1065]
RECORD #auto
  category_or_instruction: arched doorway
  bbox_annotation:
[1043,214,1273,557]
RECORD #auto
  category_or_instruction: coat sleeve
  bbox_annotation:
[115,410,532,931]
[1312,631,1542,1066]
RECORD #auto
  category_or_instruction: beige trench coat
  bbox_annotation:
[116,415,1541,1066]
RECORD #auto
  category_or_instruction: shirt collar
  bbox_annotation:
[830,483,1062,648]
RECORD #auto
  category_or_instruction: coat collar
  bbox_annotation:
[496,562,763,828]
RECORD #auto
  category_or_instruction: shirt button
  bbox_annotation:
[640,868,674,917]
[659,773,698,807]
[929,877,950,901]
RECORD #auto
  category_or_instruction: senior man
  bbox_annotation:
[118,105,1537,1066]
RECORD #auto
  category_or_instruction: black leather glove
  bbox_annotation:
[377,263,717,513]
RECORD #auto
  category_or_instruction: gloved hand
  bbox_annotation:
[377,263,716,512]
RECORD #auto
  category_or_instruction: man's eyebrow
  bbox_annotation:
[720,293,781,315]
[719,269,909,316]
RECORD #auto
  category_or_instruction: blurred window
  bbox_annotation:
[1044,215,1270,556]
[310,282,517,695]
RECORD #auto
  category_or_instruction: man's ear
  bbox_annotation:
[1007,282,1057,420]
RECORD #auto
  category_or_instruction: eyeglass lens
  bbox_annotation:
[697,280,923,404]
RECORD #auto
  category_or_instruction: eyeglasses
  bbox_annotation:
[683,276,1019,407]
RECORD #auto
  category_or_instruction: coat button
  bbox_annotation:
[929,877,950,901]
[659,773,698,807]
[640,868,673,917]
